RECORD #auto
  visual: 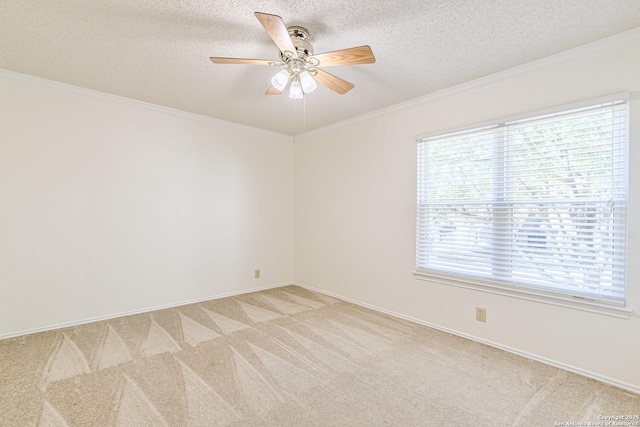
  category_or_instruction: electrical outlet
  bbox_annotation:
[254,269,260,279]
[476,307,486,323]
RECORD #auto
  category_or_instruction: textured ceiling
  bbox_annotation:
[2,1,640,135]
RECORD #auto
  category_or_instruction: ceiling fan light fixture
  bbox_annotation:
[271,69,290,91]
[289,80,303,99]
[299,70,317,94]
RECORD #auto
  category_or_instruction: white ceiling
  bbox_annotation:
[2,1,640,135]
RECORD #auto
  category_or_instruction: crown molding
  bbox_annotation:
[0,68,290,139]
[300,26,640,139]
[3,26,640,140]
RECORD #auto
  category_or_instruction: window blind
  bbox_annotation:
[416,99,628,305]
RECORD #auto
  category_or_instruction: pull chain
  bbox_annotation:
[292,93,306,143]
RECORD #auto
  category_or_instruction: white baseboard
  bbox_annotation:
[0,282,290,341]
[5,280,638,395]
[293,282,640,396]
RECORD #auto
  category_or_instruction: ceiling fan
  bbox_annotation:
[210,12,375,99]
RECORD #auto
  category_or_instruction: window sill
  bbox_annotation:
[413,270,633,319]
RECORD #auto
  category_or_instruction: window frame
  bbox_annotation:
[413,93,631,318]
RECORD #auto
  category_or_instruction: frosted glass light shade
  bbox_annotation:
[299,71,317,93]
[289,80,303,99]
[270,69,290,91]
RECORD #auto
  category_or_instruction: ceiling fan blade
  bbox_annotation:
[210,57,276,65]
[254,12,297,58]
[266,85,283,95]
[313,69,355,95]
[310,45,376,67]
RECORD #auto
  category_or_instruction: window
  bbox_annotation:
[416,97,628,307]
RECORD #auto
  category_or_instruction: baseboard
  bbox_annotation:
[293,282,640,396]
[6,280,638,395]
[0,282,291,341]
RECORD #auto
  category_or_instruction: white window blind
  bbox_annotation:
[416,98,628,305]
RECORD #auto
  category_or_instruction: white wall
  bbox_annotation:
[0,72,294,337]
[294,43,640,391]
[2,37,639,393]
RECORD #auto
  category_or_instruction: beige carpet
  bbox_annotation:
[0,285,638,426]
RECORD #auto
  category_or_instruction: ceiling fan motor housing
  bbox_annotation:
[282,26,314,60]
